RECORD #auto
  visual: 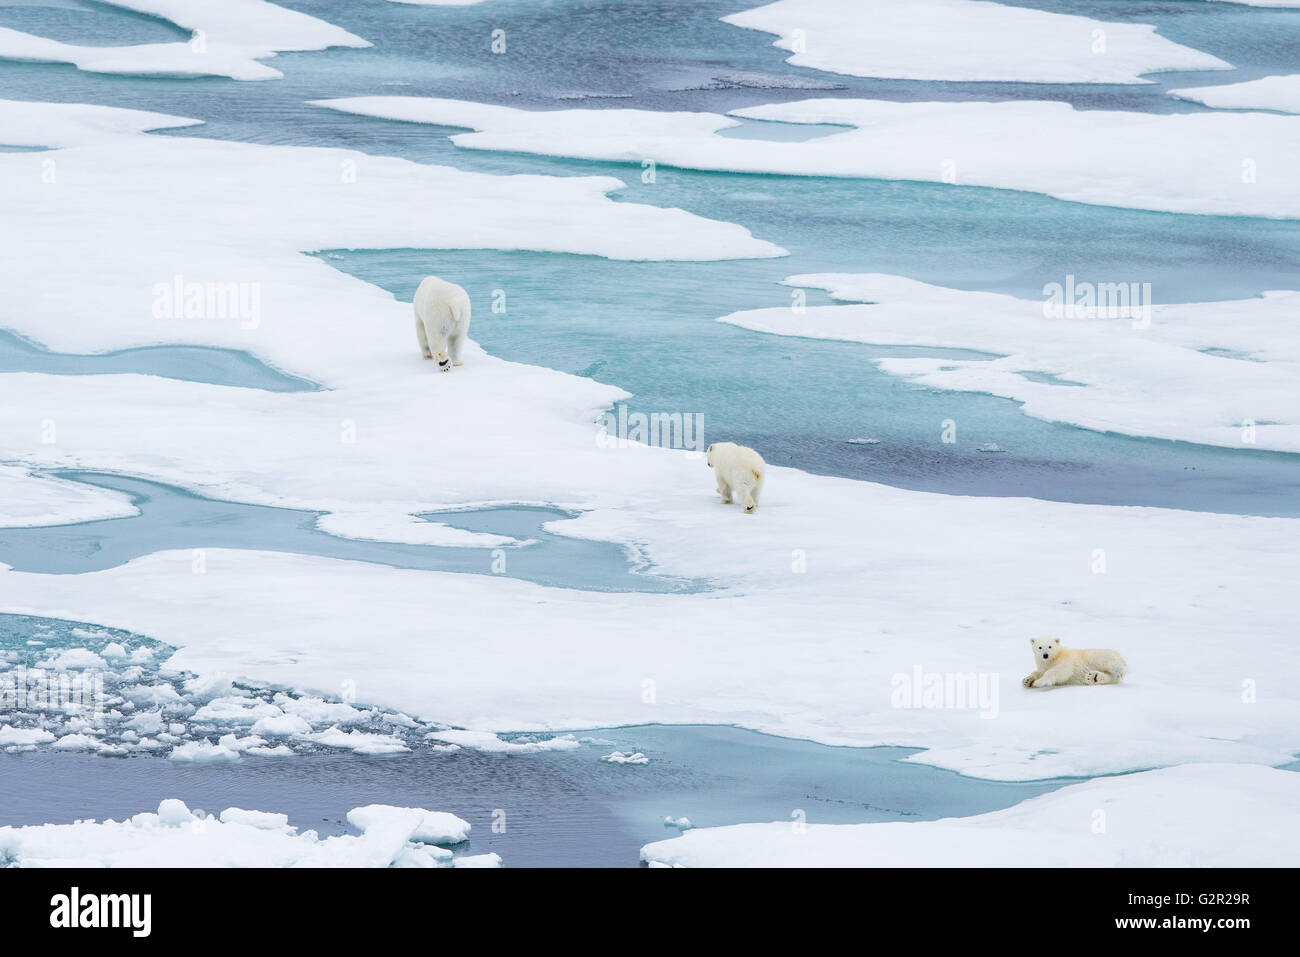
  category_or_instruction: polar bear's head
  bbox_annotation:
[1031,637,1061,663]
[433,349,452,371]
[705,443,716,468]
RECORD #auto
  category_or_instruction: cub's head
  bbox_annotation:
[433,349,452,371]
[706,443,715,469]
[1030,637,1061,663]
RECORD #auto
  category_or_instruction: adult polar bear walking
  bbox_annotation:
[413,275,471,371]
[707,442,765,513]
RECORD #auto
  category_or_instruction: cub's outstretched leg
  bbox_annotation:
[1022,672,1043,688]
[1031,664,1074,689]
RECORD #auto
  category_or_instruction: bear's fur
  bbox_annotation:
[1022,637,1127,689]
[706,442,765,513]
[413,275,471,372]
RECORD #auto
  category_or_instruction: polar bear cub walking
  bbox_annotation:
[706,442,765,513]
[1022,637,1127,689]
[413,275,471,372]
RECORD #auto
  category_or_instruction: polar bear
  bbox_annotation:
[1022,637,1127,689]
[706,442,765,513]
[413,275,471,372]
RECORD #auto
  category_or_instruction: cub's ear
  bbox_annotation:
[706,444,714,452]
[1028,638,1035,644]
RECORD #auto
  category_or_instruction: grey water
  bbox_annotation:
[0,471,698,593]
[0,329,318,393]
[0,726,1067,867]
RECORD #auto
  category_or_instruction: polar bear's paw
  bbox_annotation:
[1021,674,1038,689]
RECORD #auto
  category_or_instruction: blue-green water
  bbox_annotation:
[0,329,318,392]
[0,471,697,591]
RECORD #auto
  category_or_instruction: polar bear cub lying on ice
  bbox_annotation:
[706,442,765,513]
[413,275,471,372]
[1023,637,1127,689]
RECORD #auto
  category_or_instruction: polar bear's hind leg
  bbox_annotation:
[415,314,433,359]
[716,476,732,504]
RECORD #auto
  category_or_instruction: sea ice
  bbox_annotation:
[641,765,1300,867]
[722,0,1229,83]
[719,274,1300,452]
[0,0,369,81]
[316,95,1300,218]
[0,799,492,867]
[1171,74,1300,114]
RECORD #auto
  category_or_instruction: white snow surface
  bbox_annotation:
[641,764,1300,867]
[0,467,137,527]
[346,805,471,845]
[1171,74,1300,114]
[1,101,1297,783]
[316,95,1300,219]
[0,799,482,867]
[721,0,1229,84]
[426,730,582,753]
[720,274,1300,452]
[0,0,369,81]
[315,510,520,548]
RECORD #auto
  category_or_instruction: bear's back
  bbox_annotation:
[415,275,470,314]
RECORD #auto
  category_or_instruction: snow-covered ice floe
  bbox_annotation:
[719,274,1300,452]
[1171,75,1300,114]
[316,95,1300,218]
[2,100,1298,783]
[640,765,1300,867]
[0,467,138,527]
[425,730,581,754]
[0,799,495,867]
[721,0,1229,84]
[314,511,520,549]
[0,0,369,81]
[600,750,649,765]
